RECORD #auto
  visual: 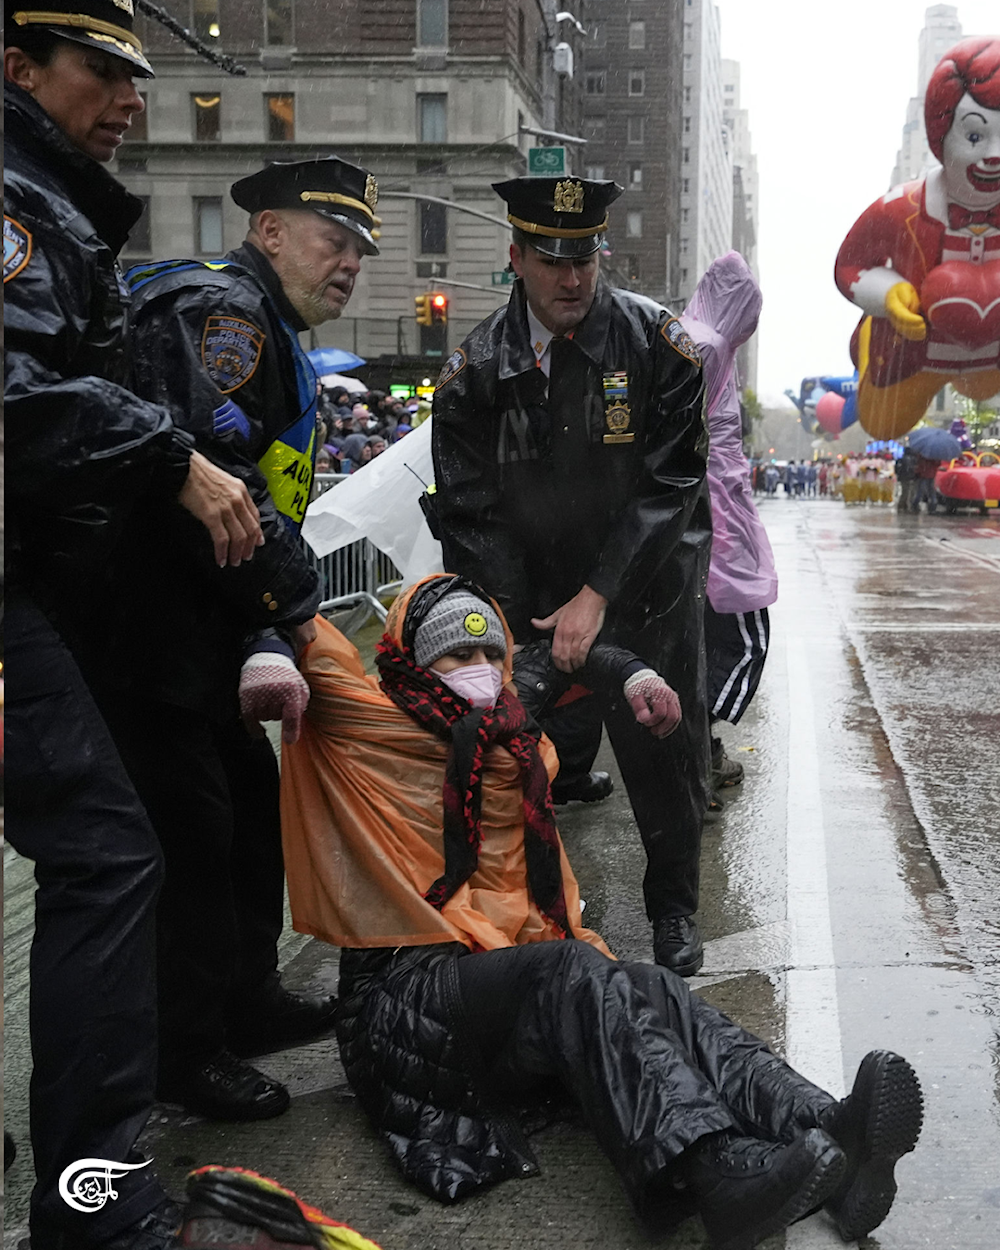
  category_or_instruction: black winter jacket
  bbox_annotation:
[3,83,192,623]
[96,243,321,717]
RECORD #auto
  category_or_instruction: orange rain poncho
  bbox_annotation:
[280,580,611,956]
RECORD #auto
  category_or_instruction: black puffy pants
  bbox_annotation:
[4,592,167,1249]
[457,940,835,1222]
[99,698,285,1075]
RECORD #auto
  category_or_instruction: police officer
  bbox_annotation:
[3,4,262,1247]
[93,157,381,1121]
[432,176,713,975]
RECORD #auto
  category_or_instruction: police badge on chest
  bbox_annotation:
[602,372,634,444]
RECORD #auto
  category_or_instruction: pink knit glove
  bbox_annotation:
[239,652,310,744]
[623,669,682,738]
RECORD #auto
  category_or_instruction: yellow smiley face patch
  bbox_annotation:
[464,612,488,638]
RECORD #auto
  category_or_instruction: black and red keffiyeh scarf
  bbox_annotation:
[375,633,571,936]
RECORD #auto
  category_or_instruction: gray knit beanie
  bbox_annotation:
[414,591,506,670]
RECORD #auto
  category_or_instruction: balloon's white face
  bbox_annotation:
[942,93,1000,207]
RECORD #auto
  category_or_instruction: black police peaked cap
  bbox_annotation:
[6,0,154,77]
[231,157,381,256]
[493,176,623,258]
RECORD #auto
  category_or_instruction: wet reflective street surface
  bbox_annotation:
[3,500,999,1250]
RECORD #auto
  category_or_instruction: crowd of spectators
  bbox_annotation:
[315,384,430,474]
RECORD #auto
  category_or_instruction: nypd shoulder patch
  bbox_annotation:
[3,215,32,284]
[435,348,467,390]
[661,317,701,367]
[201,315,265,393]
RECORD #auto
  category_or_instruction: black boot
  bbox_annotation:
[228,981,338,1057]
[819,1050,923,1240]
[653,915,704,976]
[684,1129,846,1250]
[550,770,613,805]
[157,1048,290,1121]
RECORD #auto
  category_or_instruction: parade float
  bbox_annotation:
[835,37,1000,441]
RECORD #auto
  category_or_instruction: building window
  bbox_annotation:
[683,53,692,71]
[517,9,526,64]
[682,115,691,133]
[192,93,220,141]
[628,69,645,96]
[418,93,447,143]
[681,267,688,283]
[629,163,643,190]
[192,0,220,41]
[684,85,692,104]
[626,254,641,282]
[680,237,689,255]
[682,177,690,193]
[626,211,642,238]
[420,200,447,254]
[585,72,605,95]
[585,165,606,180]
[681,206,689,223]
[628,21,645,49]
[588,116,606,140]
[195,196,223,254]
[265,0,293,44]
[627,115,644,144]
[124,93,147,141]
[682,146,690,163]
[265,94,294,141]
[126,195,151,252]
[417,0,447,48]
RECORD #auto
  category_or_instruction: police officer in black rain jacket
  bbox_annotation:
[432,176,713,976]
[3,5,263,1247]
[98,157,381,1123]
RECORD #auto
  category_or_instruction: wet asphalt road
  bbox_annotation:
[3,498,1000,1250]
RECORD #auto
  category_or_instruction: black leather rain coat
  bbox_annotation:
[3,83,192,624]
[102,243,322,717]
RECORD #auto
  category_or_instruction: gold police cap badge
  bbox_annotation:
[553,180,585,213]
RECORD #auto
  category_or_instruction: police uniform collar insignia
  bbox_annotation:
[553,180,584,213]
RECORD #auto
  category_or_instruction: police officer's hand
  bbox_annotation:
[531,585,607,673]
[178,451,264,567]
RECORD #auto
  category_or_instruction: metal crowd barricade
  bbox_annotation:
[303,473,403,626]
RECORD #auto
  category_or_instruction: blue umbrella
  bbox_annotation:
[907,427,962,461]
[307,347,366,374]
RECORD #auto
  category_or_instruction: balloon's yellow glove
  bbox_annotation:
[885,281,927,341]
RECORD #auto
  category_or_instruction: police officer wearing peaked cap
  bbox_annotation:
[92,155,380,1123]
[432,174,714,976]
[4,4,265,1248]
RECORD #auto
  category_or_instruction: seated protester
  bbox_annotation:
[279,576,923,1250]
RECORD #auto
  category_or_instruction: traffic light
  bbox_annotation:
[430,292,448,324]
[414,293,432,326]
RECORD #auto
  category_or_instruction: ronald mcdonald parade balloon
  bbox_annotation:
[835,37,1000,440]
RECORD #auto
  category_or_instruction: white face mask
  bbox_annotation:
[431,663,504,709]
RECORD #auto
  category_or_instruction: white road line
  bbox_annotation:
[783,636,858,1250]
[919,534,1000,574]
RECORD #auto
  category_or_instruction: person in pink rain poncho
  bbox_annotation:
[681,252,777,796]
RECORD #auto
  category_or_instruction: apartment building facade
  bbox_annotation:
[120,0,587,370]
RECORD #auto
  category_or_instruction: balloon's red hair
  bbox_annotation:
[925,38,1000,160]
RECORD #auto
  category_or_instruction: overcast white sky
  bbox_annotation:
[716,1,999,407]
